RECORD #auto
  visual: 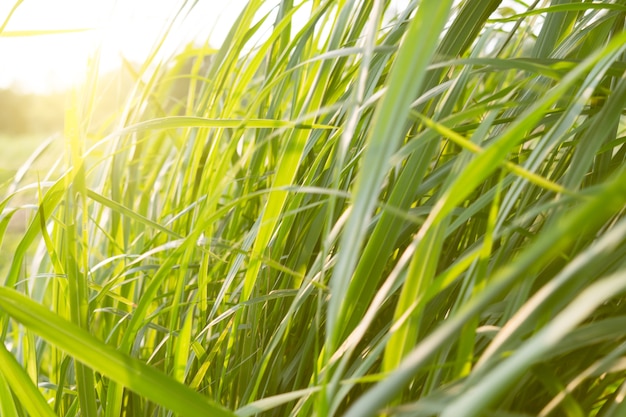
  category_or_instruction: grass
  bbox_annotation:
[1,0,626,416]
[0,134,61,182]
[0,133,64,277]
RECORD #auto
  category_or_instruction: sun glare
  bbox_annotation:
[2,0,453,94]
[0,0,247,93]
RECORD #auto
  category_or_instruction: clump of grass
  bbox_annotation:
[1,1,626,416]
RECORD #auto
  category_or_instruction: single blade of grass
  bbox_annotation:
[113,116,337,135]
[65,86,99,417]
[326,0,454,357]
[0,342,55,417]
[0,372,19,417]
[490,3,626,23]
[235,386,321,417]
[0,0,23,34]
[86,189,181,239]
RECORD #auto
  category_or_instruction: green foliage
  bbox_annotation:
[1,0,626,416]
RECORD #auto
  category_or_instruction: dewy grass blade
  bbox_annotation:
[0,287,236,417]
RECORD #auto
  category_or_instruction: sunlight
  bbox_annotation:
[1,1,109,92]
[0,0,247,93]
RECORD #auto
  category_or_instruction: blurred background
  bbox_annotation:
[0,0,252,137]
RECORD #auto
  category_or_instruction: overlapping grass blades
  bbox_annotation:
[1,0,626,416]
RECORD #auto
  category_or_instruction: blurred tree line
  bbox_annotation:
[0,42,213,137]
[0,88,65,135]
[0,64,139,137]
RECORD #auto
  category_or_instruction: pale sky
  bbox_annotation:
[0,0,250,93]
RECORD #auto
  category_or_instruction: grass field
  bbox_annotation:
[1,1,626,416]
[0,133,64,276]
[0,134,60,181]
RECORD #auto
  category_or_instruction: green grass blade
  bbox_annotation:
[0,342,55,417]
[327,0,454,355]
[0,287,236,417]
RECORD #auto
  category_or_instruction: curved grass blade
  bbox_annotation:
[0,342,55,417]
[235,387,321,417]
[0,287,236,417]
[326,0,454,355]
[113,116,337,136]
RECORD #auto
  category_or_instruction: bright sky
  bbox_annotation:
[0,0,250,93]
[1,0,519,94]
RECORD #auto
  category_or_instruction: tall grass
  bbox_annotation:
[1,0,626,416]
